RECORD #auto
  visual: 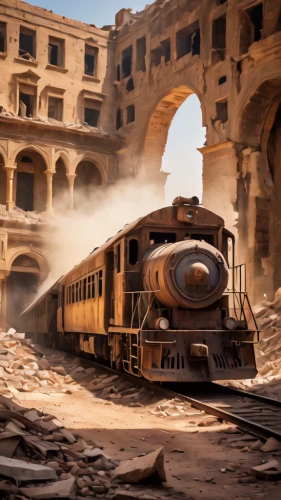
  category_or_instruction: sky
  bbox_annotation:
[25,0,205,202]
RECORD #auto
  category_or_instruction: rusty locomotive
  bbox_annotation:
[20,197,258,382]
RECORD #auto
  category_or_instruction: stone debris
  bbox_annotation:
[112,447,166,483]
[260,437,281,452]
[0,330,187,499]
[252,459,281,480]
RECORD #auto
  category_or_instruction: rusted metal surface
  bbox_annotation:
[20,200,258,382]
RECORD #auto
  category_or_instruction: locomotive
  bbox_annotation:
[21,197,258,382]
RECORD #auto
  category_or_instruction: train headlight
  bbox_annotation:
[223,317,237,330]
[156,317,169,330]
[186,209,195,222]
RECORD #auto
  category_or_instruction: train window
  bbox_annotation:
[76,282,79,302]
[71,284,75,304]
[99,270,103,296]
[186,233,215,245]
[150,232,176,244]
[129,239,138,265]
[79,281,82,302]
[87,276,91,298]
[92,275,96,298]
[83,278,87,300]
[117,244,121,273]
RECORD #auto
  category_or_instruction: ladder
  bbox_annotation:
[122,333,142,377]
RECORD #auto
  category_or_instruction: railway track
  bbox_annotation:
[32,343,281,444]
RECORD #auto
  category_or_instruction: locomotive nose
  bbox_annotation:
[185,262,210,288]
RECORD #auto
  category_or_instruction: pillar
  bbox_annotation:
[66,174,76,210]
[44,170,55,212]
[4,165,16,212]
[1,278,7,329]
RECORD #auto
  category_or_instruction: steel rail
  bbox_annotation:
[31,343,281,443]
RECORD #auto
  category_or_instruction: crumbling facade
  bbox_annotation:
[114,0,281,301]
[0,0,121,326]
[0,0,281,326]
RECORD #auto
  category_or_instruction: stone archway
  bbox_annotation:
[6,255,40,329]
[14,148,48,212]
[236,76,281,298]
[74,161,102,210]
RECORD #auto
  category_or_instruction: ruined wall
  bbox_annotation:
[114,0,281,301]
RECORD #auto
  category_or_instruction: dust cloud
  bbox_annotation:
[39,179,165,295]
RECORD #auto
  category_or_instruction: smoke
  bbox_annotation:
[39,178,165,295]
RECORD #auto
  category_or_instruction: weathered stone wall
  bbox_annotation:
[114,0,281,301]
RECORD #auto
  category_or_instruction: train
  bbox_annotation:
[20,197,259,382]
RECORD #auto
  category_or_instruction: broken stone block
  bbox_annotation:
[260,437,281,452]
[252,460,281,480]
[37,358,51,371]
[20,477,75,498]
[51,366,67,376]
[60,427,76,444]
[0,432,21,458]
[112,447,166,483]
[0,456,57,481]
[24,436,60,456]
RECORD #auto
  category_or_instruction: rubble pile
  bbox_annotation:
[0,394,169,499]
[0,204,55,224]
[253,287,281,383]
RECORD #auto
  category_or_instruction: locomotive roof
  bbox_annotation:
[21,203,226,308]
[61,204,225,285]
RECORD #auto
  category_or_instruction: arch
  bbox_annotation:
[232,63,281,147]
[139,85,205,176]
[11,144,51,169]
[14,147,48,212]
[74,160,103,210]
[72,153,106,183]
[7,247,49,280]
[54,150,70,173]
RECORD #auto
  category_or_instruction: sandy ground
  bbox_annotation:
[15,376,281,500]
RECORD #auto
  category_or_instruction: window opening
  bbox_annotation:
[98,270,103,296]
[136,36,146,71]
[218,75,227,85]
[21,156,32,163]
[92,275,95,298]
[83,278,87,300]
[19,92,34,117]
[19,27,35,59]
[150,232,176,244]
[126,104,135,124]
[186,233,215,245]
[72,285,75,303]
[126,78,134,92]
[216,100,228,123]
[122,45,132,78]
[87,276,91,299]
[116,108,122,130]
[240,4,263,55]
[84,107,100,127]
[116,244,121,273]
[0,23,6,52]
[212,15,226,54]
[48,97,63,121]
[161,38,171,63]
[85,45,98,76]
[76,282,79,302]
[16,172,34,211]
[129,239,139,265]
[176,21,200,59]
[48,36,64,67]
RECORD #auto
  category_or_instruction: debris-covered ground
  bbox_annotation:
[0,330,281,499]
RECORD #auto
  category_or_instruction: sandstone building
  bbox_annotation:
[0,0,281,326]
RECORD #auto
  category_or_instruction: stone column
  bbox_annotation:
[66,174,76,210]
[0,278,7,328]
[4,165,16,212]
[44,170,55,212]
